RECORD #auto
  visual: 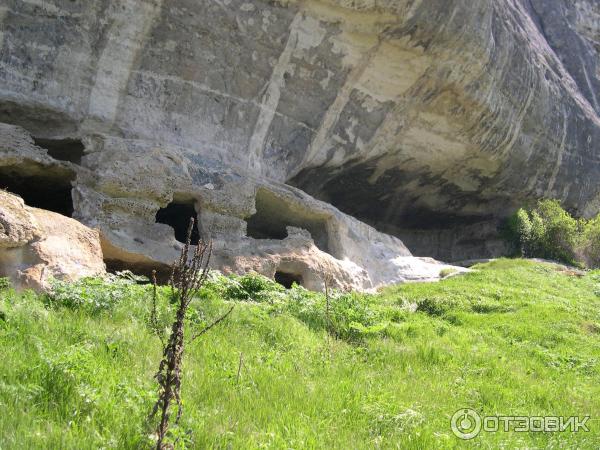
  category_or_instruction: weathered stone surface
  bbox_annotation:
[394,221,514,262]
[0,122,463,290]
[0,190,105,290]
[0,186,42,248]
[0,0,598,281]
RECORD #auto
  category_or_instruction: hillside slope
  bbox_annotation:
[0,259,599,448]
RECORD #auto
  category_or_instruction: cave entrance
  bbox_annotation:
[246,189,334,256]
[156,199,200,245]
[275,271,303,289]
[34,138,85,165]
[289,164,509,262]
[0,166,75,217]
[104,259,173,284]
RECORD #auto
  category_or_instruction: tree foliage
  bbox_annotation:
[507,199,599,268]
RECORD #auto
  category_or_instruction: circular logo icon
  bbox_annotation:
[451,408,482,439]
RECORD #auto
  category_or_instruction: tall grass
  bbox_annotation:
[0,260,599,448]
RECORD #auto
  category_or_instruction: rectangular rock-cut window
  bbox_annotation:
[246,189,333,256]
[34,138,85,165]
[0,166,75,217]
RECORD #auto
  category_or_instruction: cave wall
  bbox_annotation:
[1,122,460,291]
[0,0,599,283]
[393,221,514,262]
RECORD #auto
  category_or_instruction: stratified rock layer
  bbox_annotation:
[0,0,598,276]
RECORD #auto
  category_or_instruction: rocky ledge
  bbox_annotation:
[0,124,463,291]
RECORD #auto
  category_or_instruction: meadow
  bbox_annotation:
[0,259,599,449]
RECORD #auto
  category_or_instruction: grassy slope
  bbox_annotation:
[0,259,599,449]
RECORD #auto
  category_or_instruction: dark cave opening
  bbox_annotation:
[290,164,496,232]
[104,259,173,284]
[0,166,75,217]
[246,214,288,240]
[288,164,509,261]
[274,271,303,289]
[34,138,85,165]
[246,189,334,256]
[156,200,200,245]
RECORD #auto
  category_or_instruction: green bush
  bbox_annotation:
[284,286,390,341]
[0,277,10,291]
[506,199,599,268]
[416,297,450,316]
[582,217,600,268]
[535,200,580,263]
[223,272,284,302]
[46,275,147,313]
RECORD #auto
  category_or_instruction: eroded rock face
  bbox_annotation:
[0,0,598,278]
[0,190,105,290]
[0,122,462,291]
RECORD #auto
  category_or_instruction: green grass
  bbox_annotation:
[1,259,599,448]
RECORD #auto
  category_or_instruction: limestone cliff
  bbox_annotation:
[0,0,598,285]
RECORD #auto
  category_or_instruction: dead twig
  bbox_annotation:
[149,270,165,345]
[190,305,235,342]
[324,274,336,339]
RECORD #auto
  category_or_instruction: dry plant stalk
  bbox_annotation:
[150,218,233,450]
[149,270,164,344]
[324,273,336,338]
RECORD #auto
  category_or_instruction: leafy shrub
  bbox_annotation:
[0,277,10,291]
[47,275,146,313]
[534,200,580,263]
[506,199,600,268]
[581,217,600,268]
[416,297,450,316]
[285,285,389,341]
[223,272,284,302]
[328,292,387,340]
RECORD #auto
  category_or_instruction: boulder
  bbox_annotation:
[0,190,105,290]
